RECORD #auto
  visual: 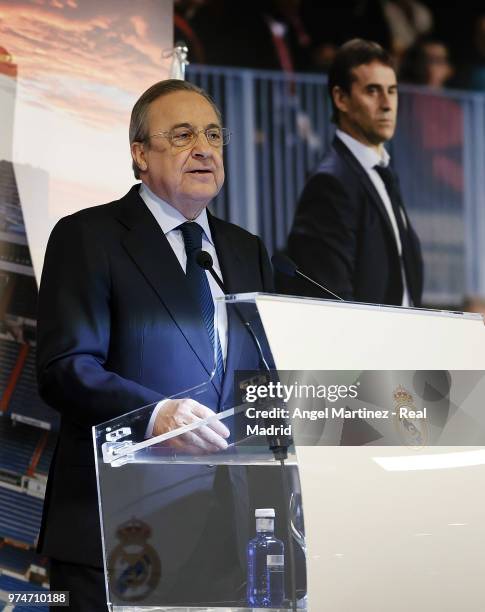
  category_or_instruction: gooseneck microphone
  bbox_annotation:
[196,249,297,611]
[195,249,212,269]
[196,249,271,369]
[196,250,226,293]
[272,252,344,301]
[196,249,291,454]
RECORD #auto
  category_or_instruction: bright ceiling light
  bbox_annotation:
[373,449,485,471]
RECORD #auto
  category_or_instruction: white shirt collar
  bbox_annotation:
[336,128,390,170]
[139,182,214,245]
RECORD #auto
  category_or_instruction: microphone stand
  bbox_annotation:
[197,249,298,611]
[273,252,344,302]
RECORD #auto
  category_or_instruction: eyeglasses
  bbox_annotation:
[146,126,231,148]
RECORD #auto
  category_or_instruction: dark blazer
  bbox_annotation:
[36,185,273,579]
[276,137,423,306]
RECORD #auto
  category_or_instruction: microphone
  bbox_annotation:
[196,250,226,293]
[197,252,297,609]
[195,249,213,270]
[197,249,273,371]
[272,253,344,301]
[196,249,291,458]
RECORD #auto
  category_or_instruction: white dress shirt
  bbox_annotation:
[139,183,228,436]
[335,129,411,307]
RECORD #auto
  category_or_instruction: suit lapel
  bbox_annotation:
[333,137,398,251]
[208,214,246,294]
[115,187,219,388]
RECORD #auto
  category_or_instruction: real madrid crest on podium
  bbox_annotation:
[108,517,161,602]
[393,385,428,448]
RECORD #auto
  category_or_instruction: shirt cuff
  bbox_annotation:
[144,398,170,439]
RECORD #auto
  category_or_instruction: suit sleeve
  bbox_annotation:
[36,215,164,427]
[280,173,359,300]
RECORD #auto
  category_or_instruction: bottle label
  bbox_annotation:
[256,518,274,532]
[267,554,284,568]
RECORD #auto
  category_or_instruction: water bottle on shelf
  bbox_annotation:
[247,507,285,608]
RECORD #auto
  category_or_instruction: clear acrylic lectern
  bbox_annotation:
[93,294,307,612]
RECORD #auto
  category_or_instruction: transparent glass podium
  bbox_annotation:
[93,294,307,612]
[94,292,485,612]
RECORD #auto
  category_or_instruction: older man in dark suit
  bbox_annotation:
[36,79,273,610]
[277,39,423,306]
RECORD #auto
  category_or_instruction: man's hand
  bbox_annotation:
[152,398,230,453]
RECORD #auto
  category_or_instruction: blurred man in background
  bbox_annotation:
[277,38,423,306]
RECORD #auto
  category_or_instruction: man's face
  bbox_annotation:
[132,91,225,218]
[334,61,398,147]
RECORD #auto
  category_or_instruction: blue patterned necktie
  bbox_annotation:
[179,222,224,384]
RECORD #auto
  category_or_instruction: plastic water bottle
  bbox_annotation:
[247,508,285,607]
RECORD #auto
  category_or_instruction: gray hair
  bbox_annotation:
[129,79,222,179]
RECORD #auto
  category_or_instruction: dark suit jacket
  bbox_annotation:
[276,137,423,306]
[36,185,273,579]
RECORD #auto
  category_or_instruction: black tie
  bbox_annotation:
[178,222,224,383]
[374,164,414,293]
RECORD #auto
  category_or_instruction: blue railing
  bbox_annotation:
[187,64,485,306]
